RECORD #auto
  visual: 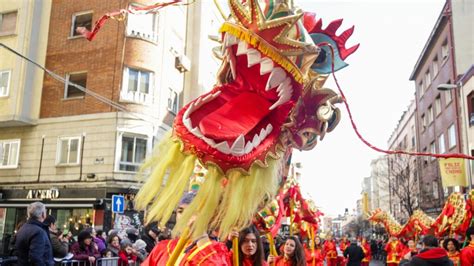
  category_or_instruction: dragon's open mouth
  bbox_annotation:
[177,33,301,159]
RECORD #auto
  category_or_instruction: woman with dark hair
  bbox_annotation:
[443,238,460,265]
[106,233,121,257]
[70,231,100,264]
[268,236,306,266]
[237,226,267,266]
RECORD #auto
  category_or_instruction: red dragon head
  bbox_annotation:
[174,0,357,173]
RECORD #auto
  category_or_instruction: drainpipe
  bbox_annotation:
[79,133,86,181]
[37,135,45,183]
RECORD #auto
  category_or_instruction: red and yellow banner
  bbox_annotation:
[439,158,467,187]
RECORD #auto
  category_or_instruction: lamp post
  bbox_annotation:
[437,83,472,190]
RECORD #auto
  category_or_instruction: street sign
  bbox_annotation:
[112,195,125,213]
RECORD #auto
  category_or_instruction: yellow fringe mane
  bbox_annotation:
[135,132,282,239]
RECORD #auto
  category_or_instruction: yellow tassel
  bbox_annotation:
[214,158,281,238]
[219,23,304,83]
[135,134,181,213]
[136,131,283,240]
[173,166,223,238]
[149,153,196,227]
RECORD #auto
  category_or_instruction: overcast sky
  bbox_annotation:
[292,0,445,217]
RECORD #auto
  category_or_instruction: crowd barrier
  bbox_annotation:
[59,257,140,266]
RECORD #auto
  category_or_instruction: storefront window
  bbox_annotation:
[52,208,93,236]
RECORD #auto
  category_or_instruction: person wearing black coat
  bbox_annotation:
[407,235,453,266]
[343,238,365,266]
[15,202,54,266]
[141,226,160,253]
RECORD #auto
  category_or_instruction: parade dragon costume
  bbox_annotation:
[368,190,474,238]
[135,0,359,240]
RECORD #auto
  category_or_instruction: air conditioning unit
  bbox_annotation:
[175,54,191,73]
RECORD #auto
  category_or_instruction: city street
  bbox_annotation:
[0,0,473,265]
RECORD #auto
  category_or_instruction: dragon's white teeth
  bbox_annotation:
[237,41,248,56]
[231,134,245,155]
[202,93,213,103]
[259,128,267,140]
[266,67,286,91]
[269,90,292,110]
[276,77,292,93]
[246,49,262,68]
[215,141,231,154]
[266,124,273,134]
[183,118,192,129]
[183,102,194,119]
[260,58,274,75]
[252,134,261,147]
[244,141,254,154]
[190,127,203,138]
[224,33,238,48]
[203,137,216,146]
[194,97,202,107]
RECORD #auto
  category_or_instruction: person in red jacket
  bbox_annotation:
[118,242,137,266]
[461,226,474,266]
[384,236,404,266]
[142,191,231,265]
[323,234,338,266]
[360,237,371,266]
[268,236,306,266]
[339,236,350,266]
[410,235,452,265]
[401,239,418,261]
[443,238,461,266]
[304,236,323,266]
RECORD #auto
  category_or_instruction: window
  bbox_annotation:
[71,12,93,37]
[438,134,445,154]
[427,105,433,124]
[0,139,20,168]
[421,114,427,130]
[0,11,17,36]
[441,39,449,62]
[0,70,11,97]
[448,124,456,148]
[65,72,87,98]
[430,141,436,160]
[446,89,452,104]
[121,67,153,103]
[168,88,179,114]
[423,147,428,167]
[411,136,415,148]
[435,95,441,116]
[433,182,439,199]
[418,81,425,98]
[126,7,159,42]
[432,57,439,77]
[56,136,81,165]
[469,92,474,126]
[424,70,431,87]
[119,134,147,172]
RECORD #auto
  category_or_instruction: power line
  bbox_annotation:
[0,42,152,122]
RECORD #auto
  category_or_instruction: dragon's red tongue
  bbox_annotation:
[199,92,271,140]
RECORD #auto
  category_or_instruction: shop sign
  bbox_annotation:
[26,188,60,199]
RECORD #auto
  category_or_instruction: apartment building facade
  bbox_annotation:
[0,0,223,254]
[410,1,463,214]
[386,100,419,221]
[0,0,53,254]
